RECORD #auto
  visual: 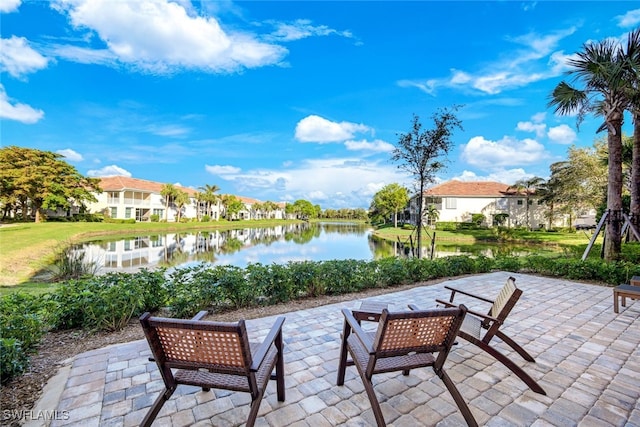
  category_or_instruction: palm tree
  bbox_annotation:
[424,204,439,227]
[160,183,177,222]
[198,184,220,219]
[507,177,545,230]
[548,37,629,260]
[622,29,640,241]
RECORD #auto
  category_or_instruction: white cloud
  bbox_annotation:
[87,165,132,177]
[205,164,242,175]
[266,19,354,42]
[51,0,287,73]
[547,124,577,144]
[145,124,190,137]
[454,169,534,185]
[0,0,20,13]
[0,36,49,78]
[400,27,576,95]
[616,9,640,27]
[203,157,410,208]
[295,115,370,143]
[344,139,394,153]
[516,112,547,137]
[0,84,44,123]
[461,135,547,168]
[57,148,84,162]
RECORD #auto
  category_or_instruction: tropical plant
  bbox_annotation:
[198,184,220,220]
[160,183,177,222]
[0,146,101,223]
[507,177,545,230]
[548,35,631,260]
[392,107,462,257]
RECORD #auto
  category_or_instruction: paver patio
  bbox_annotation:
[28,272,640,426]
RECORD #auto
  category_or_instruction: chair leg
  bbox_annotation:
[246,392,266,427]
[495,330,535,362]
[437,368,478,427]
[141,387,175,427]
[467,336,546,395]
[276,331,286,402]
[337,321,351,386]
[361,374,386,427]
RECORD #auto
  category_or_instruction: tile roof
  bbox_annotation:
[98,176,198,196]
[424,180,515,197]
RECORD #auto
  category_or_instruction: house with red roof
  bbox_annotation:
[86,176,286,222]
[409,180,552,228]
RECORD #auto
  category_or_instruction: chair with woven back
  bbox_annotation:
[336,305,478,427]
[413,276,545,395]
[139,310,285,427]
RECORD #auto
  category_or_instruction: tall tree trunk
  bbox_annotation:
[631,115,640,241]
[416,183,424,258]
[604,125,624,261]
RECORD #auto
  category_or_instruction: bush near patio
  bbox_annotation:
[1,255,639,382]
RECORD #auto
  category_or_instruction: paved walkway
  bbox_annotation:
[26,272,640,426]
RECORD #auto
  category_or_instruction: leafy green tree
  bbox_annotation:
[548,35,632,260]
[507,177,545,230]
[222,195,244,219]
[391,107,462,257]
[371,183,409,227]
[0,146,101,223]
[291,199,316,219]
[262,201,278,219]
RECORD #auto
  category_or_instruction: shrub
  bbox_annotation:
[201,215,211,222]
[1,339,28,383]
[435,222,457,231]
[0,293,50,382]
[288,261,324,297]
[166,264,223,318]
[150,214,160,222]
[50,272,157,331]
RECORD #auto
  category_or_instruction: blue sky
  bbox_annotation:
[2,1,639,209]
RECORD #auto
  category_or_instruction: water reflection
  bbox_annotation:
[74,222,382,274]
[72,222,555,275]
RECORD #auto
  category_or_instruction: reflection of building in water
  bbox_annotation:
[77,224,306,274]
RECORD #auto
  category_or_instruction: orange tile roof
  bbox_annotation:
[423,180,514,197]
[98,176,198,196]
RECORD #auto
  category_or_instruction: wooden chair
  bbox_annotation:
[336,305,478,427]
[139,311,285,427]
[419,276,545,395]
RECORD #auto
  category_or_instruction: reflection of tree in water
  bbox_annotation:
[320,222,369,235]
[284,223,319,244]
[218,237,244,254]
[160,233,185,264]
[369,234,398,259]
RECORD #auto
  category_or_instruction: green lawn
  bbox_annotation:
[0,219,302,286]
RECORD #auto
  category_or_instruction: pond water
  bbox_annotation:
[71,222,553,275]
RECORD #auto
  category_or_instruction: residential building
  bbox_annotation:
[86,176,286,222]
[408,180,554,229]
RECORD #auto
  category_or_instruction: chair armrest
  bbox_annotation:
[191,310,209,321]
[250,317,286,371]
[444,285,494,304]
[341,308,375,354]
[435,299,500,323]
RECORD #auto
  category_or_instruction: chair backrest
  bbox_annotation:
[374,307,466,357]
[141,315,253,376]
[489,276,522,322]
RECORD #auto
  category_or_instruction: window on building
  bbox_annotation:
[110,207,117,218]
[445,198,457,209]
[517,200,523,205]
[125,207,132,219]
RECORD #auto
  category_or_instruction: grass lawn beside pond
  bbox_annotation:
[0,219,304,287]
